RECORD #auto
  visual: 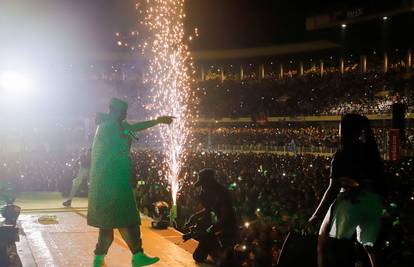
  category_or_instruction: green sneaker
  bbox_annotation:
[93,254,105,267]
[132,252,159,266]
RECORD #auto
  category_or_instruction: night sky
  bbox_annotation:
[0,0,411,58]
[93,0,408,51]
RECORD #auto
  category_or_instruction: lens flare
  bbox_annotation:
[142,0,195,205]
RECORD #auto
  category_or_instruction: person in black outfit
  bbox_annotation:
[188,168,238,266]
[308,114,385,267]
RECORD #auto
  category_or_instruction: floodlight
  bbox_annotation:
[0,71,34,92]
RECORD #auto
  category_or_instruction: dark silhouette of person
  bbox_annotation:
[308,114,385,267]
[189,168,238,266]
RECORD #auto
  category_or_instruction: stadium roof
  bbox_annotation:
[64,39,339,63]
[190,40,339,61]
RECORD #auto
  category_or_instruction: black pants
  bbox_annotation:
[193,232,236,266]
[319,236,356,267]
[94,225,143,255]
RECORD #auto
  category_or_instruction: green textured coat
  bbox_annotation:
[87,115,139,229]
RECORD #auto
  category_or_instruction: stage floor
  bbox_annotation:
[15,192,88,212]
[13,192,207,267]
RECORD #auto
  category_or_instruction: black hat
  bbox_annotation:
[195,168,215,187]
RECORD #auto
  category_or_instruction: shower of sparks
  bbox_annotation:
[142,0,195,205]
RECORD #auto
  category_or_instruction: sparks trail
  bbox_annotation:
[141,0,195,206]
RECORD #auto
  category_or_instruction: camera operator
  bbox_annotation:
[186,168,238,266]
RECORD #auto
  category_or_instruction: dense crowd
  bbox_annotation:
[0,151,78,193]
[134,150,330,267]
[194,68,414,118]
[2,125,412,194]
[194,126,399,148]
[135,151,329,222]
[133,150,413,267]
[192,126,414,155]
[0,144,413,265]
[64,53,414,121]
[193,127,339,148]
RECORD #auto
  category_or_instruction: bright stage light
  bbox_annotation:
[0,71,36,103]
[341,24,347,29]
[0,71,34,92]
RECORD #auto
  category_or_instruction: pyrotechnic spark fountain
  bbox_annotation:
[141,0,195,217]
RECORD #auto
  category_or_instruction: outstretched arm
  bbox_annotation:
[124,116,175,132]
[124,120,158,132]
[308,178,340,224]
[306,152,342,227]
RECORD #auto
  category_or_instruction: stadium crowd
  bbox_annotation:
[2,125,412,195]
[0,142,413,265]
[0,151,78,193]
[133,150,413,267]
[73,53,414,122]
[192,126,410,150]
[193,127,339,148]
[194,68,414,118]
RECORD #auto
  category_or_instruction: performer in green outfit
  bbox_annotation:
[88,98,174,267]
